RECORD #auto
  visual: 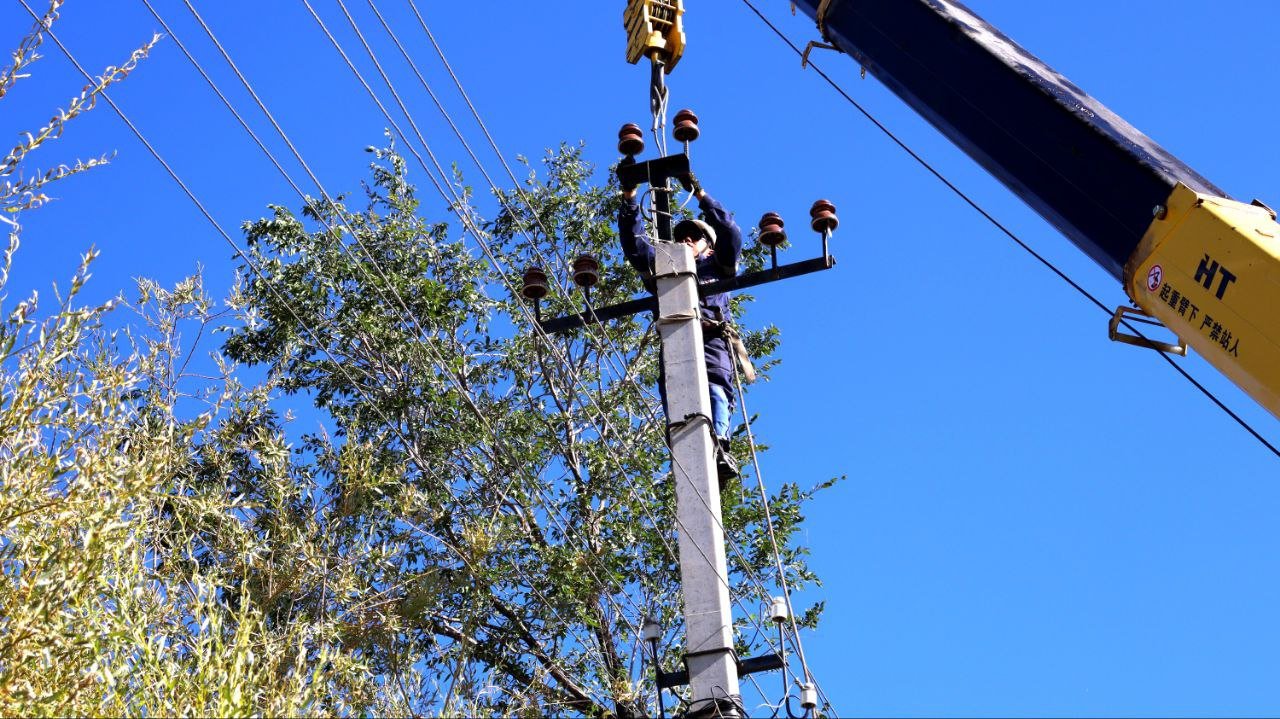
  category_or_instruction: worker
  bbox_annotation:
[618,172,744,483]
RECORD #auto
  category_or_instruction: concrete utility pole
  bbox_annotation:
[653,240,741,716]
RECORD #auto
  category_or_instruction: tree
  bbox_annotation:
[220,140,836,716]
[0,6,382,714]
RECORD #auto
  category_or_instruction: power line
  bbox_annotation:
[307,2,808,701]
[130,1,818,709]
[162,3,666,704]
[154,5,731,710]
[364,0,673,428]
[38,2,626,708]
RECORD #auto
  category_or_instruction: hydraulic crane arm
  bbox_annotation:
[792,0,1280,419]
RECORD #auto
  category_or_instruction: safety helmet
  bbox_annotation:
[672,218,716,244]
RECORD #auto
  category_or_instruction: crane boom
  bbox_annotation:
[792,0,1280,419]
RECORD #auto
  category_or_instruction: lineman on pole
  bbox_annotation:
[619,172,744,484]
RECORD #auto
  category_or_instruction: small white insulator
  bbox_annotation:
[769,596,789,624]
[800,682,818,710]
[640,617,662,643]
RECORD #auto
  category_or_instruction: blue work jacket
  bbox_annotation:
[619,192,744,393]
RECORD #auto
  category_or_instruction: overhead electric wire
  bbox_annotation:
[48,12,612,715]
[3,17,539,710]
[376,3,810,633]
[733,368,815,693]
[300,5,807,707]
[159,5,757,710]
[739,0,1280,462]
[159,4,659,704]
[82,2,638,707]
[372,8,832,705]
[29,0,781,711]
[137,0,808,706]
[364,0,672,424]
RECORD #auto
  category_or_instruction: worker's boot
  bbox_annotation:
[715,436,738,489]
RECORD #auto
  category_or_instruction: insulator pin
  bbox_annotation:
[572,254,601,289]
[673,108,700,142]
[618,123,645,156]
[758,212,787,248]
[809,198,839,234]
[521,266,549,300]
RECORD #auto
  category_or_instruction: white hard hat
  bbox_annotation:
[673,218,716,244]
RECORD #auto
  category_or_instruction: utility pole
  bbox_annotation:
[527,142,835,716]
[655,236,741,716]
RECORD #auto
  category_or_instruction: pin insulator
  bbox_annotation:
[618,123,645,156]
[640,617,662,643]
[800,683,818,710]
[809,198,839,234]
[758,212,787,248]
[673,108,700,142]
[572,254,601,289]
[769,596,789,623]
[521,266,549,300]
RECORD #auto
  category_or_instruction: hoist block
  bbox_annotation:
[624,0,686,71]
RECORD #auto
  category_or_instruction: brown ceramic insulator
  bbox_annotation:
[672,108,700,142]
[521,266,549,300]
[618,123,644,156]
[758,211,787,248]
[809,199,839,234]
[571,254,601,289]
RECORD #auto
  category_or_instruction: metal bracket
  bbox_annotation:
[1108,305,1188,356]
[616,152,690,193]
[536,254,835,335]
[801,40,839,69]
[654,649,784,689]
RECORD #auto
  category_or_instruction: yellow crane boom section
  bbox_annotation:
[1125,185,1280,417]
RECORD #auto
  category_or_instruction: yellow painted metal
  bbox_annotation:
[624,0,685,71]
[1123,183,1280,418]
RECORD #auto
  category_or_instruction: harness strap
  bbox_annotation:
[703,319,757,384]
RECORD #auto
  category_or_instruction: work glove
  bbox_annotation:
[677,170,702,195]
[616,164,639,193]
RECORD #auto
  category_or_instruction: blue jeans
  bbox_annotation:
[708,383,733,440]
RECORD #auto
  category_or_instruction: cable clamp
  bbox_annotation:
[655,308,699,326]
[667,411,713,438]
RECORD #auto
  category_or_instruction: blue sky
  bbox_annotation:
[5,1,1280,715]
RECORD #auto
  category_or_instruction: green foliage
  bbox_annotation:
[0,247,383,715]
[220,141,837,716]
[0,10,379,716]
[1,0,159,218]
[0,9,835,705]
